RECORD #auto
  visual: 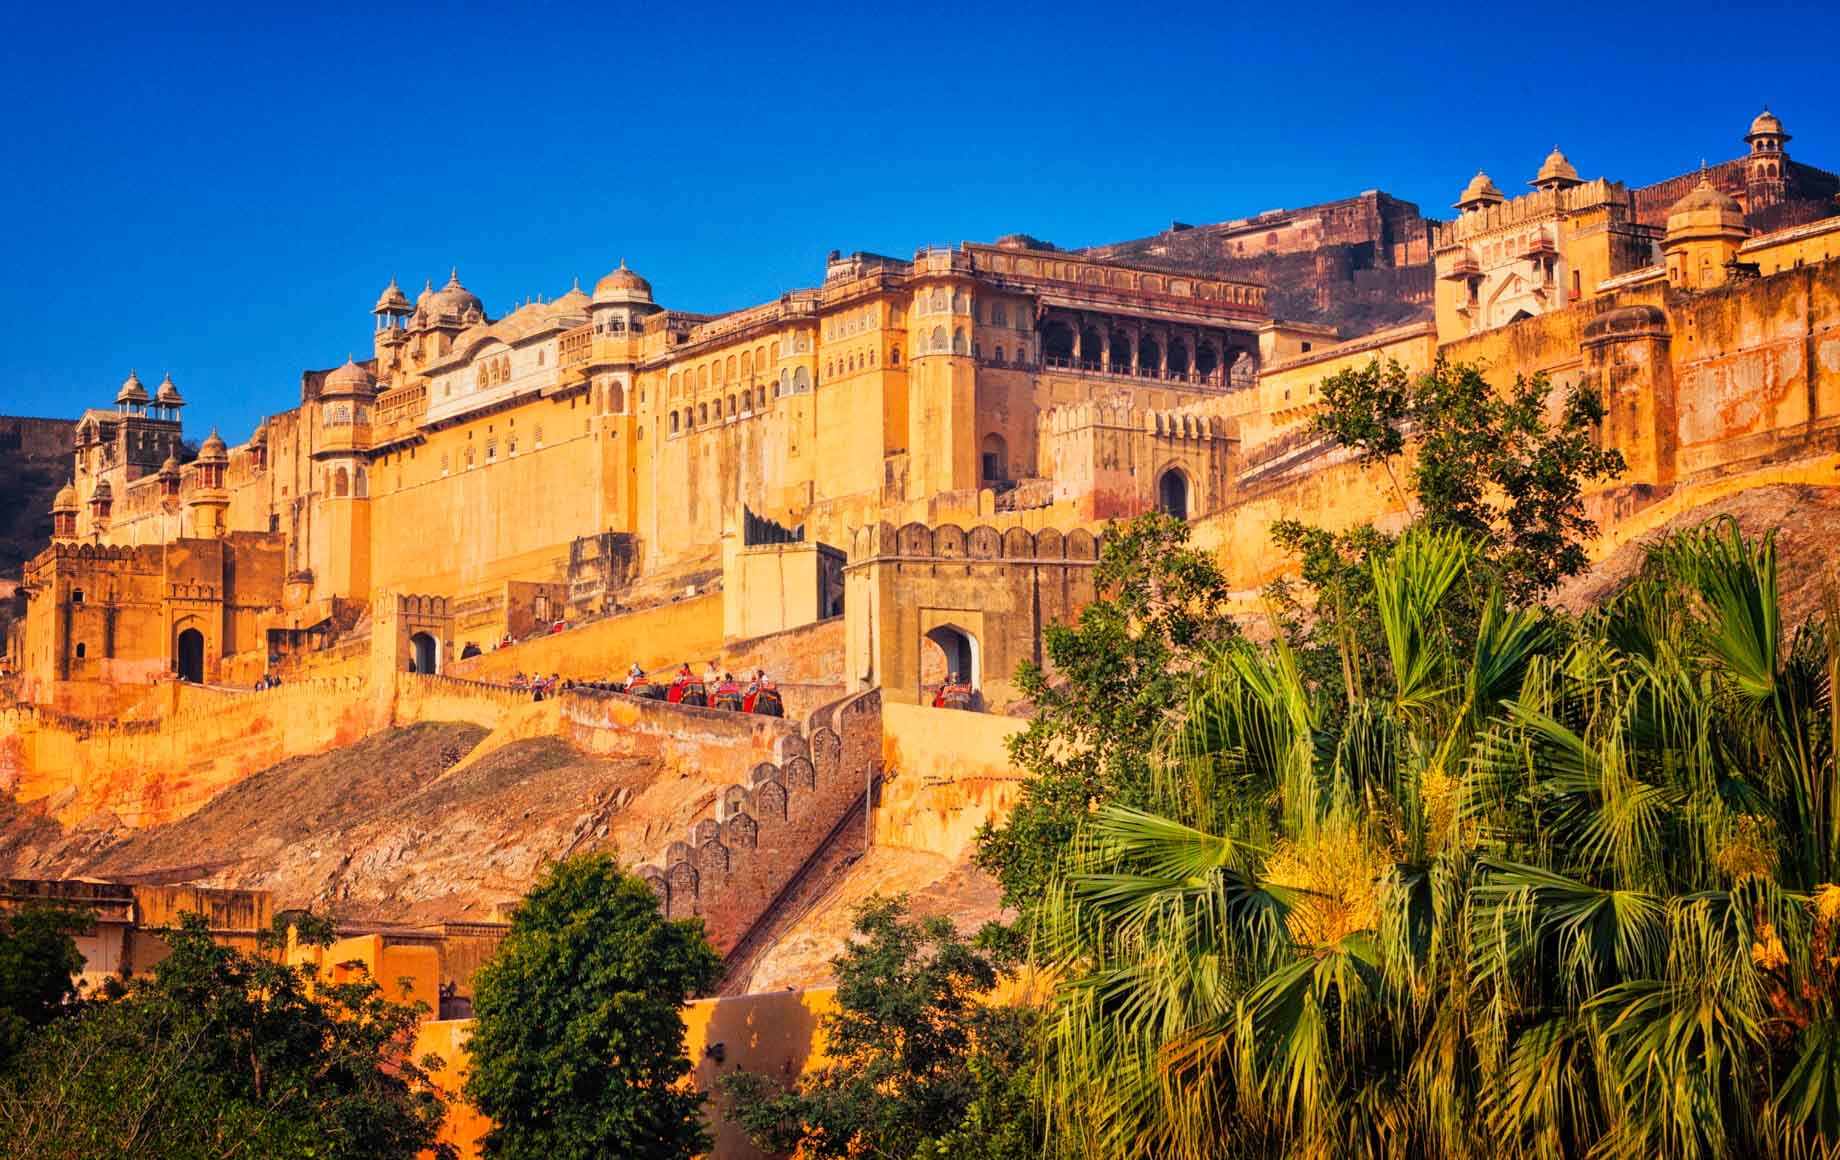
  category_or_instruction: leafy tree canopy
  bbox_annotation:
[975,513,1238,934]
[722,895,1048,1160]
[0,910,449,1160]
[0,904,87,1067]
[464,853,721,1160]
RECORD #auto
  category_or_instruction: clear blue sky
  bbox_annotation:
[3,0,1836,441]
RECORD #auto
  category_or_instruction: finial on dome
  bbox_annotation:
[573,276,581,290]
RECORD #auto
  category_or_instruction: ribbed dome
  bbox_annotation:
[1454,171,1506,209]
[415,279,434,307]
[158,455,181,476]
[553,278,591,311]
[116,369,149,405]
[323,354,376,395]
[1747,107,1787,141]
[1670,176,1743,216]
[592,260,653,305]
[429,268,485,321]
[89,478,112,501]
[1530,146,1581,188]
[197,428,228,461]
[154,372,183,406]
[373,277,411,313]
[52,481,77,513]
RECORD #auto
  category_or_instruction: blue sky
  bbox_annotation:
[3,0,1836,440]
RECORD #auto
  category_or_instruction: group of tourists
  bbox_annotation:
[932,672,975,710]
[621,662,786,717]
[254,672,284,691]
[508,671,563,698]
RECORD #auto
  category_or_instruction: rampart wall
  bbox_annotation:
[634,688,882,955]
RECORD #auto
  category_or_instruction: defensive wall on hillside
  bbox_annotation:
[633,688,881,956]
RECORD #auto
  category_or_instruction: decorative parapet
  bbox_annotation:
[632,688,882,956]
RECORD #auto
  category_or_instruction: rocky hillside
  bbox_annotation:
[0,722,725,926]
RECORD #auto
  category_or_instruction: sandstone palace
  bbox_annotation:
[8,108,1840,759]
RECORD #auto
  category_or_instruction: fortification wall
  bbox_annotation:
[635,689,882,955]
[0,676,371,827]
[875,701,1025,860]
[560,686,805,783]
[445,593,725,684]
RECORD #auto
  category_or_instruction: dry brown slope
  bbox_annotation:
[0,722,724,926]
[1556,484,1840,626]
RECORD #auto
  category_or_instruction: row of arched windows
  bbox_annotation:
[328,465,369,498]
[668,384,776,435]
[474,354,512,391]
[918,288,972,315]
[668,342,779,399]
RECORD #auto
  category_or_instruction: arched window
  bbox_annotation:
[76,642,86,658]
[981,433,1007,482]
[1157,468,1189,520]
[698,365,708,390]
[931,326,947,353]
[671,411,680,434]
[355,467,369,497]
[726,355,737,380]
[952,328,967,355]
[333,467,350,497]
[607,381,625,413]
[891,346,900,366]
[931,289,948,312]
[995,345,1005,364]
[792,366,811,393]
[741,352,753,376]
[727,394,736,415]
[699,403,708,423]
[952,291,966,313]
[756,386,766,409]
[669,372,680,396]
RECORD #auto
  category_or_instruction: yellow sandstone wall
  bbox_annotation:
[446,593,725,684]
[876,701,1025,860]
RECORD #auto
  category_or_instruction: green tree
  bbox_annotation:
[722,896,1046,1160]
[1310,356,1626,601]
[464,854,721,1160]
[975,512,1237,933]
[0,904,88,1067]
[1038,518,1840,1160]
[0,911,449,1159]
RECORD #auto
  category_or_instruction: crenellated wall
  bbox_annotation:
[634,688,881,955]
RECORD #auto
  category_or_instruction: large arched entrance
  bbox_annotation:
[175,628,205,683]
[921,625,980,705]
[1158,468,1190,520]
[409,632,439,675]
[981,433,1008,484]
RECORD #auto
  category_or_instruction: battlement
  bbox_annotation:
[847,520,1100,564]
[1040,399,1229,441]
[1436,178,1631,247]
[633,688,881,955]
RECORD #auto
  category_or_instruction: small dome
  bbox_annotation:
[1747,107,1787,141]
[429,268,486,321]
[154,372,184,406]
[116,369,149,405]
[373,277,411,313]
[197,428,228,461]
[323,354,376,395]
[250,419,267,445]
[158,454,180,476]
[592,260,653,305]
[553,278,591,311]
[90,478,113,501]
[415,279,434,307]
[1530,146,1581,188]
[1670,176,1743,216]
[1454,171,1506,210]
[52,481,77,513]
